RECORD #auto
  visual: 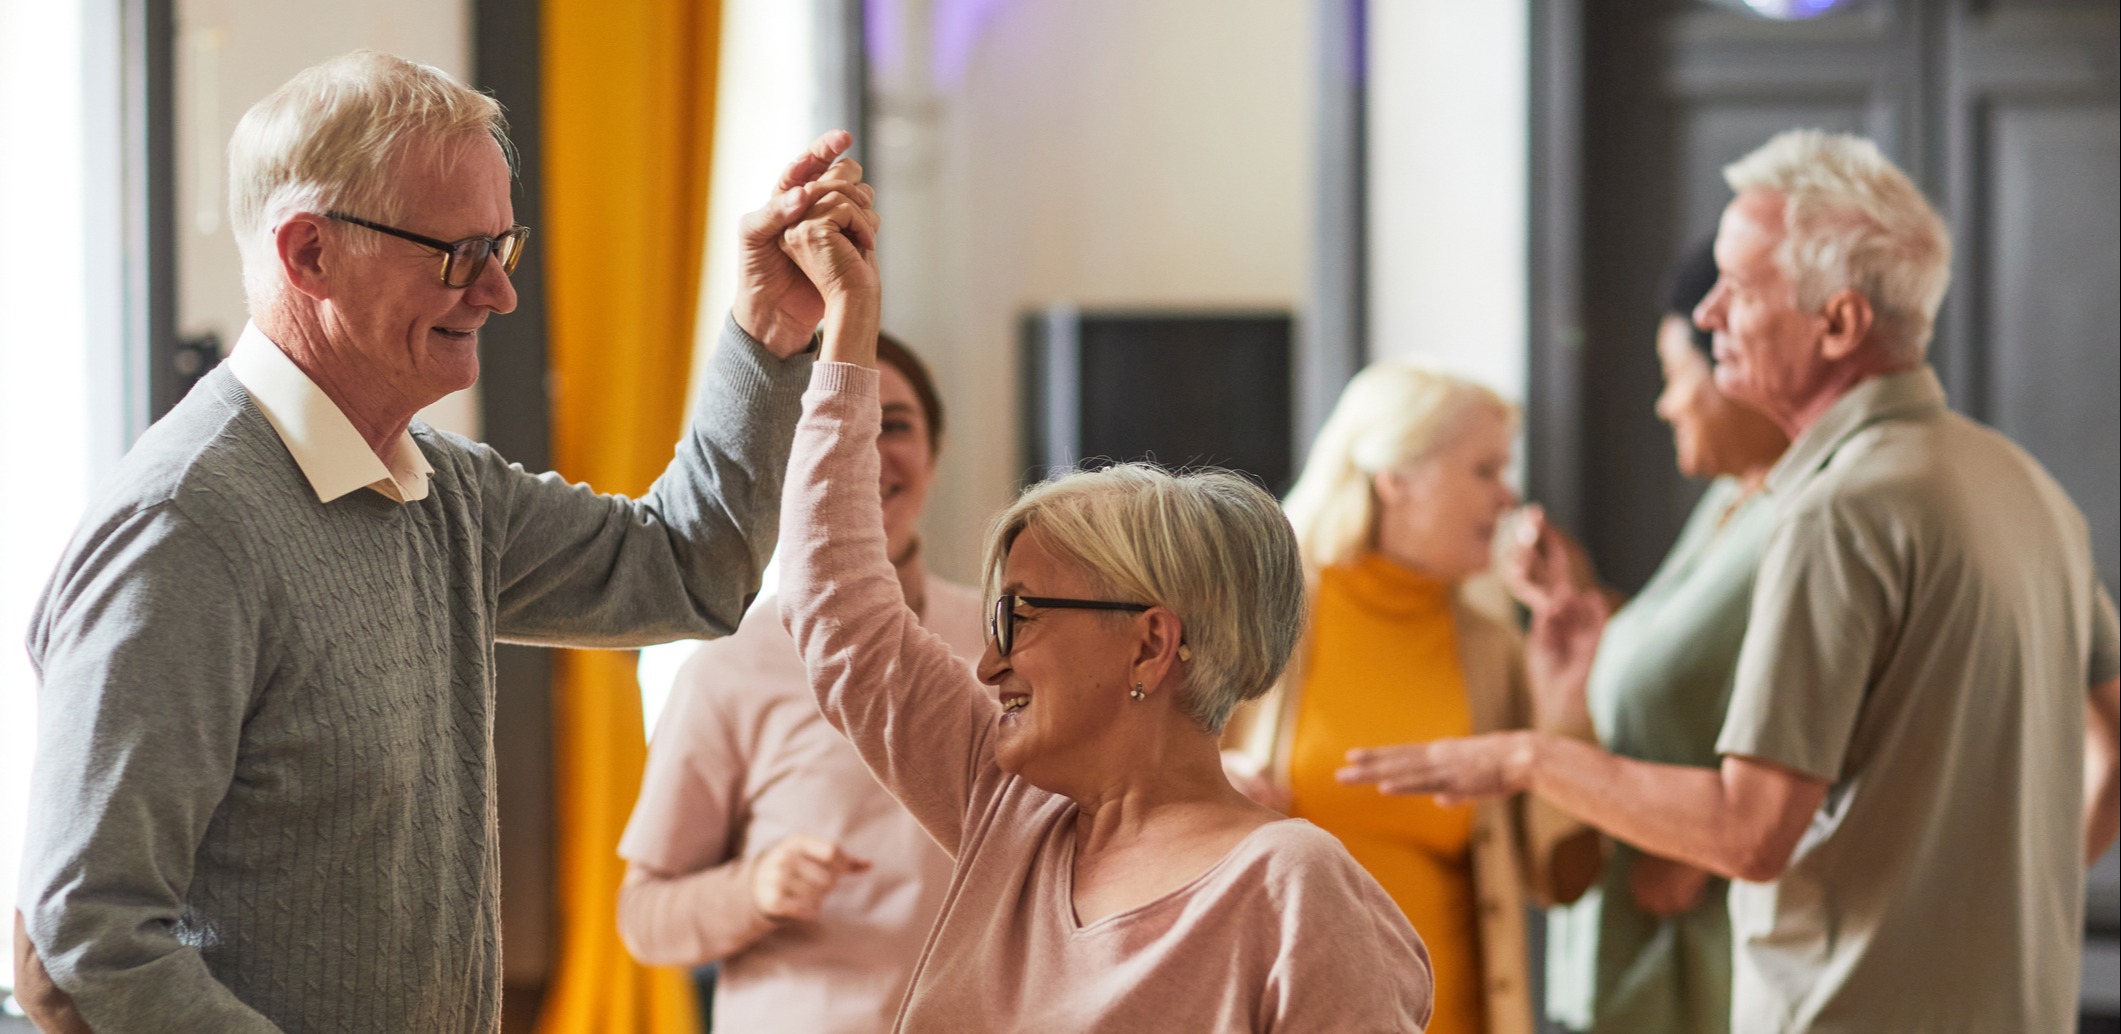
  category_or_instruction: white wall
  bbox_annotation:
[174,0,478,436]
[160,1,1531,585]
[691,0,821,406]
[1366,0,1529,405]
[872,0,1316,582]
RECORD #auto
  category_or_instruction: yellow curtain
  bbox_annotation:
[536,0,722,1031]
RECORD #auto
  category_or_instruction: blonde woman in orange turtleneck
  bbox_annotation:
[1225,365,1599,1034]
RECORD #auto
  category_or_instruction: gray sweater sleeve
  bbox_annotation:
[489,316,813,646]
[20,504,284,1034]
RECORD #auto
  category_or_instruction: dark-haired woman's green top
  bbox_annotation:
[1544,477,1776,1034]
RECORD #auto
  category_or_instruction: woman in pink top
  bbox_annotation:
[770,172,1435,1032]
[616,332,985,1033]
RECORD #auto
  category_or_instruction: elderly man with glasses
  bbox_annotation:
[14,50,869,1033]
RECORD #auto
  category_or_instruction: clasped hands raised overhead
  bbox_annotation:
[731,129,883,367]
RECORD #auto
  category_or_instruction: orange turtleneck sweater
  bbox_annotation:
[1289,552,1484,1034]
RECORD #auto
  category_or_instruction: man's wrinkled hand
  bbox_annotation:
[15,909,92,1034]
[1335,732,1538,807]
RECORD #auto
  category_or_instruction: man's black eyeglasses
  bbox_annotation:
[326,211,530,288]
[987,594,1150,658]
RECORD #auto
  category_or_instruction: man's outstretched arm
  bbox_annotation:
[1339,732,1828,882]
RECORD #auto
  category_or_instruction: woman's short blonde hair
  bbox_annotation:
[228,50,512,302]
[1282,364,1514,572]
[1722,129,1952,360]
[981,463,1305,734]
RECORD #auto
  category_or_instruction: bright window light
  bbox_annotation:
[0,0,94,993]
[641,0,819,738]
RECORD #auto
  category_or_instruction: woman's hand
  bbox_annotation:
[1502,506,1598,614]
[732,130,866,358]
[778,161,879,305]
[749,834,872,924]
[1628,852,1713,917]
[1526,588,1609,733]
[777,160,882,367]
[1222,751,1290,812]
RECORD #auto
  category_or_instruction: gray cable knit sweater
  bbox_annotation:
[20,318,811,1033]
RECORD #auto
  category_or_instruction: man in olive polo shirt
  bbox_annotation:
[1338,129,2121,1032]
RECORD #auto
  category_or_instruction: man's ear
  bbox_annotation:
[275,214,333,302]
[1817,288,1875,363]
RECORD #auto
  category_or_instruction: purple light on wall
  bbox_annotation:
[866,0,903,82]
[1738,0,1869,19]
[932,0,1016,87]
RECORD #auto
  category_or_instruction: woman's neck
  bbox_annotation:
[1368,543,1460,588]
[1063,733,1277,926]
[1073,747,1258,857]
[1731,455,1781,496]
[1712,463,1778,529]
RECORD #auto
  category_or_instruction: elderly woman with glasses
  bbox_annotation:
[767,186,1434,1031]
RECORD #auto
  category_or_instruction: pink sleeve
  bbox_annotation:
[1260,832,1435,1032]
[615,858,771,967]
[618,646,748,874]
[778,363,998,857]
[614,646,767,964]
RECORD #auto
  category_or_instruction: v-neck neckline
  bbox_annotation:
[1059,816,1297,934]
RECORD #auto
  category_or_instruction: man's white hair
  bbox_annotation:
[227,50,512,306]
[1723,129,1952,360]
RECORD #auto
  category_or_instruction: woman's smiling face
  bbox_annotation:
[1374,404,1518,582]
[877,362,938,562]
[976,525,1140,783]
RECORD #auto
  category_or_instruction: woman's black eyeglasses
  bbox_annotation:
[987,594,1150,658]
[326,211,530,288]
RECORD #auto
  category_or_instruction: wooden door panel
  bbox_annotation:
[1983,103,2121,584]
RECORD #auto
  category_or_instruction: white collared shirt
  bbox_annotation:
[225,322,435,504]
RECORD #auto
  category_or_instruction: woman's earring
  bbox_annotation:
[1130,682,1146,701]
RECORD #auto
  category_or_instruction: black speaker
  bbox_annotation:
[1020,306,1294,493]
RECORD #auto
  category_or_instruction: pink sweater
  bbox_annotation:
[780,364,1436,1033]
[616,571,984,1033]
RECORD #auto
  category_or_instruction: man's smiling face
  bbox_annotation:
[1694,189,1829,425]
[320,133,519,405]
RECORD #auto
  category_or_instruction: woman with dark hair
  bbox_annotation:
[615,332,979,1034]
[1504,240,1788,1034]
